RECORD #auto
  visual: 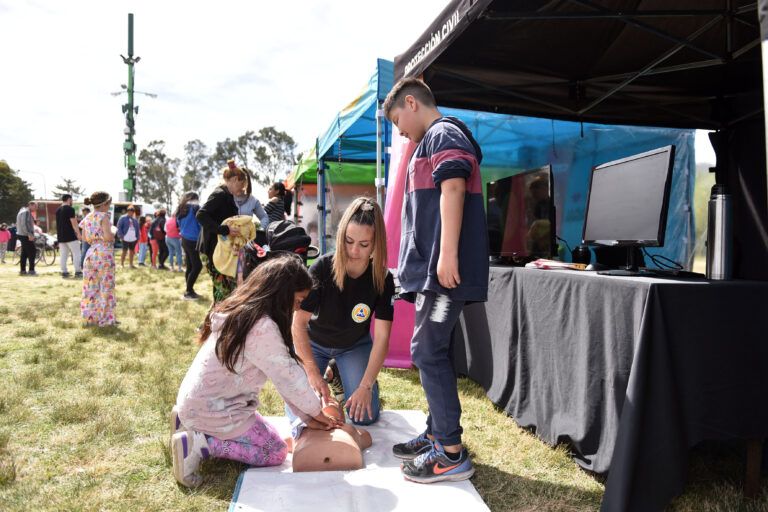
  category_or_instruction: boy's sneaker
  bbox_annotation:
[400,441,475,483]
[182,291,199,301]
[392,430,433,460]
[74,271,83,278]
[27,270,37,276]
[170,430,210,488]
[61,272,71,278]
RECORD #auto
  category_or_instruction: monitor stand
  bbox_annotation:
[596,246,642,276]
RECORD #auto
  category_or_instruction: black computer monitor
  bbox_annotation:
[581,145,675,273]
[487,165,555,264]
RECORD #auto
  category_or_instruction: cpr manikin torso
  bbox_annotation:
[287,397,372,472]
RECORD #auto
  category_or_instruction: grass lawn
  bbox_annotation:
[0,254,764,511]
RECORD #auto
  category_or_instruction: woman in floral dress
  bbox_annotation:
[81,191,117,326]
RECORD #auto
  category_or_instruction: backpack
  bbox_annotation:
[240,221,318,281]
[267,220,312,255]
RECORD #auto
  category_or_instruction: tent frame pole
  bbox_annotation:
[376,100,384,206]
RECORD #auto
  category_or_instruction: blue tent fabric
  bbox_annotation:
[317,59,393,162]
[440,107,697,267]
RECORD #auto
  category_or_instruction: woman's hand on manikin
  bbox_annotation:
[345,385,373,423]
[307,368,331,404]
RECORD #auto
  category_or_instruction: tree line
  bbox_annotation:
[0,127,298,223]
[137,126,298,209]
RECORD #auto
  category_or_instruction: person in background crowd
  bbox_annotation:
[197,159,247,304]
[264,182,291,224]
[0,223,10,263]
[150,210,169,270]
[116,205,140,269]
[81,191,117,326]
[56,194,83,278]
[175,192,203,300]
[8,224,18,261]
[137,215,150,267]
[165,212,183,272]
[33,220,43,237]
[238,167,271,229]
[284,187,294,218]
[148,212,159,268]
[16,201,37,276]
[79,207,91,268]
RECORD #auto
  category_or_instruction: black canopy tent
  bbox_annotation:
[394,0,768,280]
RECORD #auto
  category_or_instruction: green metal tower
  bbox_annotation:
[121,13,140,201]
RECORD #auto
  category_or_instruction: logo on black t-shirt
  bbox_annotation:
[351,303,371,323]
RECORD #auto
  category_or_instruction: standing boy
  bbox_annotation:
[56,194,83,278]
[383,78,488,483]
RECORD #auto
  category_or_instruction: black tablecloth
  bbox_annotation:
[452,266,768,511]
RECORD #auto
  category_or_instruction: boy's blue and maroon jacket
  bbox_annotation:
[398,116,489,303]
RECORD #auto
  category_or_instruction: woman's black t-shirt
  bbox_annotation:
[301,252,395,349]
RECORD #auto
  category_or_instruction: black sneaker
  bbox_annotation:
[400,442,475,483]
[325,359,345,401]
[182,291,199,301]
[74,272,83,278]
[62,272,71,278]
[27,270,37,276]
[19,270,27,275]
[392,430,433,460]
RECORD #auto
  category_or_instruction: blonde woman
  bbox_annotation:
[290,197,394,426]
[196,159,248,303]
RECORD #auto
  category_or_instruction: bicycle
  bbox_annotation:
[11,236,57,266]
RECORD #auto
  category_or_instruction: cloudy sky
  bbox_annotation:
[0,0,455,200]
[1,0,715,202]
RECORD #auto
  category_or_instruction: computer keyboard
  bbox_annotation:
[639,267,705,279]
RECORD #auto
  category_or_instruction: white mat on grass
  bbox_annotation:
[229,410,489,512]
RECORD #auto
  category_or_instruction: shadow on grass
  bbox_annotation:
[79,324,138,342]
[473,462,603,511]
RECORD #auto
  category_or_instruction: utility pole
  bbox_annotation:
[120,13,140,201]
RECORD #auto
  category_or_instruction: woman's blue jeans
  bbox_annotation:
[286,333,380,426]
[166,237,182,267]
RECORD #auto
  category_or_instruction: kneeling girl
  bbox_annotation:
[171,254,341,487]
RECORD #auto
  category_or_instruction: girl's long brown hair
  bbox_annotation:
[197,254,314,373]
[332,196,388,294]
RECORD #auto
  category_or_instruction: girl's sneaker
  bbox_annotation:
[170,405,185,439]
[171,430,210,488]
[400,441,475,483]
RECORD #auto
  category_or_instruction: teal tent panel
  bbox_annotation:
[318,59,393,162]
[440,107,697,268]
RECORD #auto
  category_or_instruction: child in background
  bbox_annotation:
[79,207,91,268]
[171,254,342,487]
[81,192,117,326]
[165,214,183,272]
[383,77,488,483]
[148,212,159,269]
[137,216,150,267]
[0,223,10,263]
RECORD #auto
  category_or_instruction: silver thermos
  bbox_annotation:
[705,184,732,280]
